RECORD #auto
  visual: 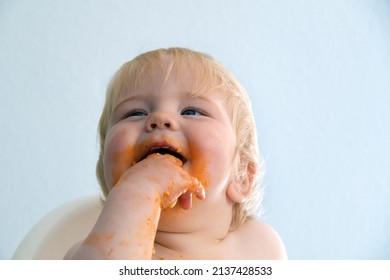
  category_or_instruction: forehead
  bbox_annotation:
[108,53,230,110]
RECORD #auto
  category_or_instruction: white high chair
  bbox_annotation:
[12,195,102,260]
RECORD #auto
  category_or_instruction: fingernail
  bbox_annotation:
[195,187,206,200]
[168,199,177,208]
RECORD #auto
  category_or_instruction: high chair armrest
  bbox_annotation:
[12,195,102,260]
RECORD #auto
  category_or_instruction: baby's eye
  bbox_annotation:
[181,108,204,116]
[122,109,147,118]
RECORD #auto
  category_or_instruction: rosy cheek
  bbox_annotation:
[104,129,137,189]
[106,136,171,189]
[110,146,136,188]
[187,129,234,191]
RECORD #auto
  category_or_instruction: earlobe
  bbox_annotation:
[226,161,257,203]
[226,182,247,203]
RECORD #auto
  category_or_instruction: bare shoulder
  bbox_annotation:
[234,219,288,259]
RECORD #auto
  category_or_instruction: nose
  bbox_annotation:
[145,111,178,132]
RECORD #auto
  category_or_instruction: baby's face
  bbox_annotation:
[103,70,237,224]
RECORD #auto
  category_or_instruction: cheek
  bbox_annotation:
[103,128,137,189]
[187,143,211,188]
[187,126,236,190]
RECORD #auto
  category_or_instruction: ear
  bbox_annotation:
[226,161,257,203]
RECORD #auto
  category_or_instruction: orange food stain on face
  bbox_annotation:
[110,136,211,207]
[111,145,136,187]
[111,136,183,187]
[188,143,210,189]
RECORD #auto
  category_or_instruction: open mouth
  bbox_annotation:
[141,145,186,164]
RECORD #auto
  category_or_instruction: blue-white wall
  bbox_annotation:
[1,0,389,259]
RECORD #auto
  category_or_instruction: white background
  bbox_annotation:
[1,0,389,259]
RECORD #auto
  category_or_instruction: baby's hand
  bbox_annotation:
[114,153,206,210]
[68,153,204,259]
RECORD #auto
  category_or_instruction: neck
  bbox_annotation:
[153,206,236,259]
[153,194,235,259]
[153,226,229,259]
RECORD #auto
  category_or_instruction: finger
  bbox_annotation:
[172,179,205,210]
[157,153,184,167]
[168,199,177,208]
[190,178,206,200]
[178,192,192,210]
[194,185,206,200]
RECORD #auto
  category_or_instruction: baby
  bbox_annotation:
[65,47,287,259]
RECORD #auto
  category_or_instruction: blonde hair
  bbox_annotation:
[96,47,264,224]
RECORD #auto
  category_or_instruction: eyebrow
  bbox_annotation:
[113,89,218,112]
[113,94,145,111]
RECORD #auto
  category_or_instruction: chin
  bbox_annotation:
[158,205,204,232]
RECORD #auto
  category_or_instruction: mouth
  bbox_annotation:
[140,142,186,164]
